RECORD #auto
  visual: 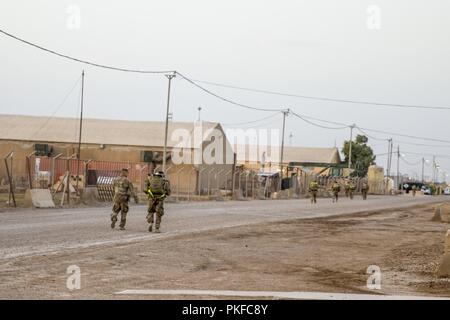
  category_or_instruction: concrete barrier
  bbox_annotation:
[24,189,55,208]
[437,229,450,278]
[432,203,450,223]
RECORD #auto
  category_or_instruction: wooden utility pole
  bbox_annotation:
[397,145,400,190]
[279,109,289,179]
[421,157,425,183]
[386,138,392,177]
[348,124,355,169]
[163,72,176,172]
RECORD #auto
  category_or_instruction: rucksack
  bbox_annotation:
[148,176,165,195]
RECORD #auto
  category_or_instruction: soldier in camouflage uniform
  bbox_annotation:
[331,180,341,203]
[308,179,319,204]
[111,168,139,230]
[145,170,171,233]
[411,185,417,197]
[348,179,356,199]
[344,180,350,198]
[361,180,369,200]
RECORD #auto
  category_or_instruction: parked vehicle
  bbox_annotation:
[421,186,432,195]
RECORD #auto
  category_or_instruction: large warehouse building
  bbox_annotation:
[0,114,235,195]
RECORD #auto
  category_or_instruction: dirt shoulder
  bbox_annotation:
[0,203,449,299]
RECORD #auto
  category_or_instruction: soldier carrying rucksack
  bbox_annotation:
[331,180,341,203]
[111,168,139,230]
[309,179,319,204]
[145,169,171,233]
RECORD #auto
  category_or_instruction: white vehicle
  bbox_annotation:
[444,187,450,195]
[422,186,432,195]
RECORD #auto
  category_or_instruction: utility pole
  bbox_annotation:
[279,109,289,180]
[432,155,436,183]
[389,139,394,178]
[397,145,400,190]
[197,107,202,122]
[163,72,176,172]
[348,124,355,169]
[76,70,85,192]
[421,157,425,183]
[386,138,392,177]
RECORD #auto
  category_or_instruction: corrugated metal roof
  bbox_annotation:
[282,146,341,164]
[233,144,341,164]
[0,114,220,148]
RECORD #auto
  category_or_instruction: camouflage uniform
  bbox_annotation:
[332,182,341,203]
[111,171,138,230]
[361,182,369,200]
[344,182,350,198]
[145,173,171,232]
[412,185,417,197]
[309,181,319,204]
[347,181,356,199]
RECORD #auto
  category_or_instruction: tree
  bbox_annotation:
[342,134,376,177]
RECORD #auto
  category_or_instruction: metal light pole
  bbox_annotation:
[386,138,392,177]
[163,72,176,172]
[396,145,400,190]
[348,124,355,169]
[432,155,436,183]
[197,107,202,121]
[421,157,425,183]
[76,70,85,192]
[279,109,289,179]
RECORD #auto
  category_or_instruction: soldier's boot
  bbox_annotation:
[154,228,161,233]
[119,219,126,230]
[148,224,153,232]
[111,215,117,229]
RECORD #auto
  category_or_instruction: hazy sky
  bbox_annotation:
[1,0,449,180]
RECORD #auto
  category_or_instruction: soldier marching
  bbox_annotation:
[145,169,171,233]
[111,168,139,230]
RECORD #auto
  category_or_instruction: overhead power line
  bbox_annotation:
[219,112,281,126]
[358,127,450,144]
[3,28,449,111]
[2,27,450,151]
[31,75,82,137]
[402,151,450,159]
[192,78,450,111]
[290,111,349,130]
[355,126,389,142]
[394,140,450,148]
[0,28,174,74]
[176,72,283,112]
[400,157,422,166]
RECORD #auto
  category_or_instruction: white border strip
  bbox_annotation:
[115,289,449,300]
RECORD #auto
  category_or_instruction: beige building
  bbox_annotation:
[0,114,234,194]
[233,144,342,175]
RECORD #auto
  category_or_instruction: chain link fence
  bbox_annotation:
[1,151,379,207]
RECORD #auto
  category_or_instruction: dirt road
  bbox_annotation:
[0,195,444,260]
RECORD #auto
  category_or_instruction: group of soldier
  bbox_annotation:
[109,169,370,229]
[308,178,369,204]
[110,168,171,233]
